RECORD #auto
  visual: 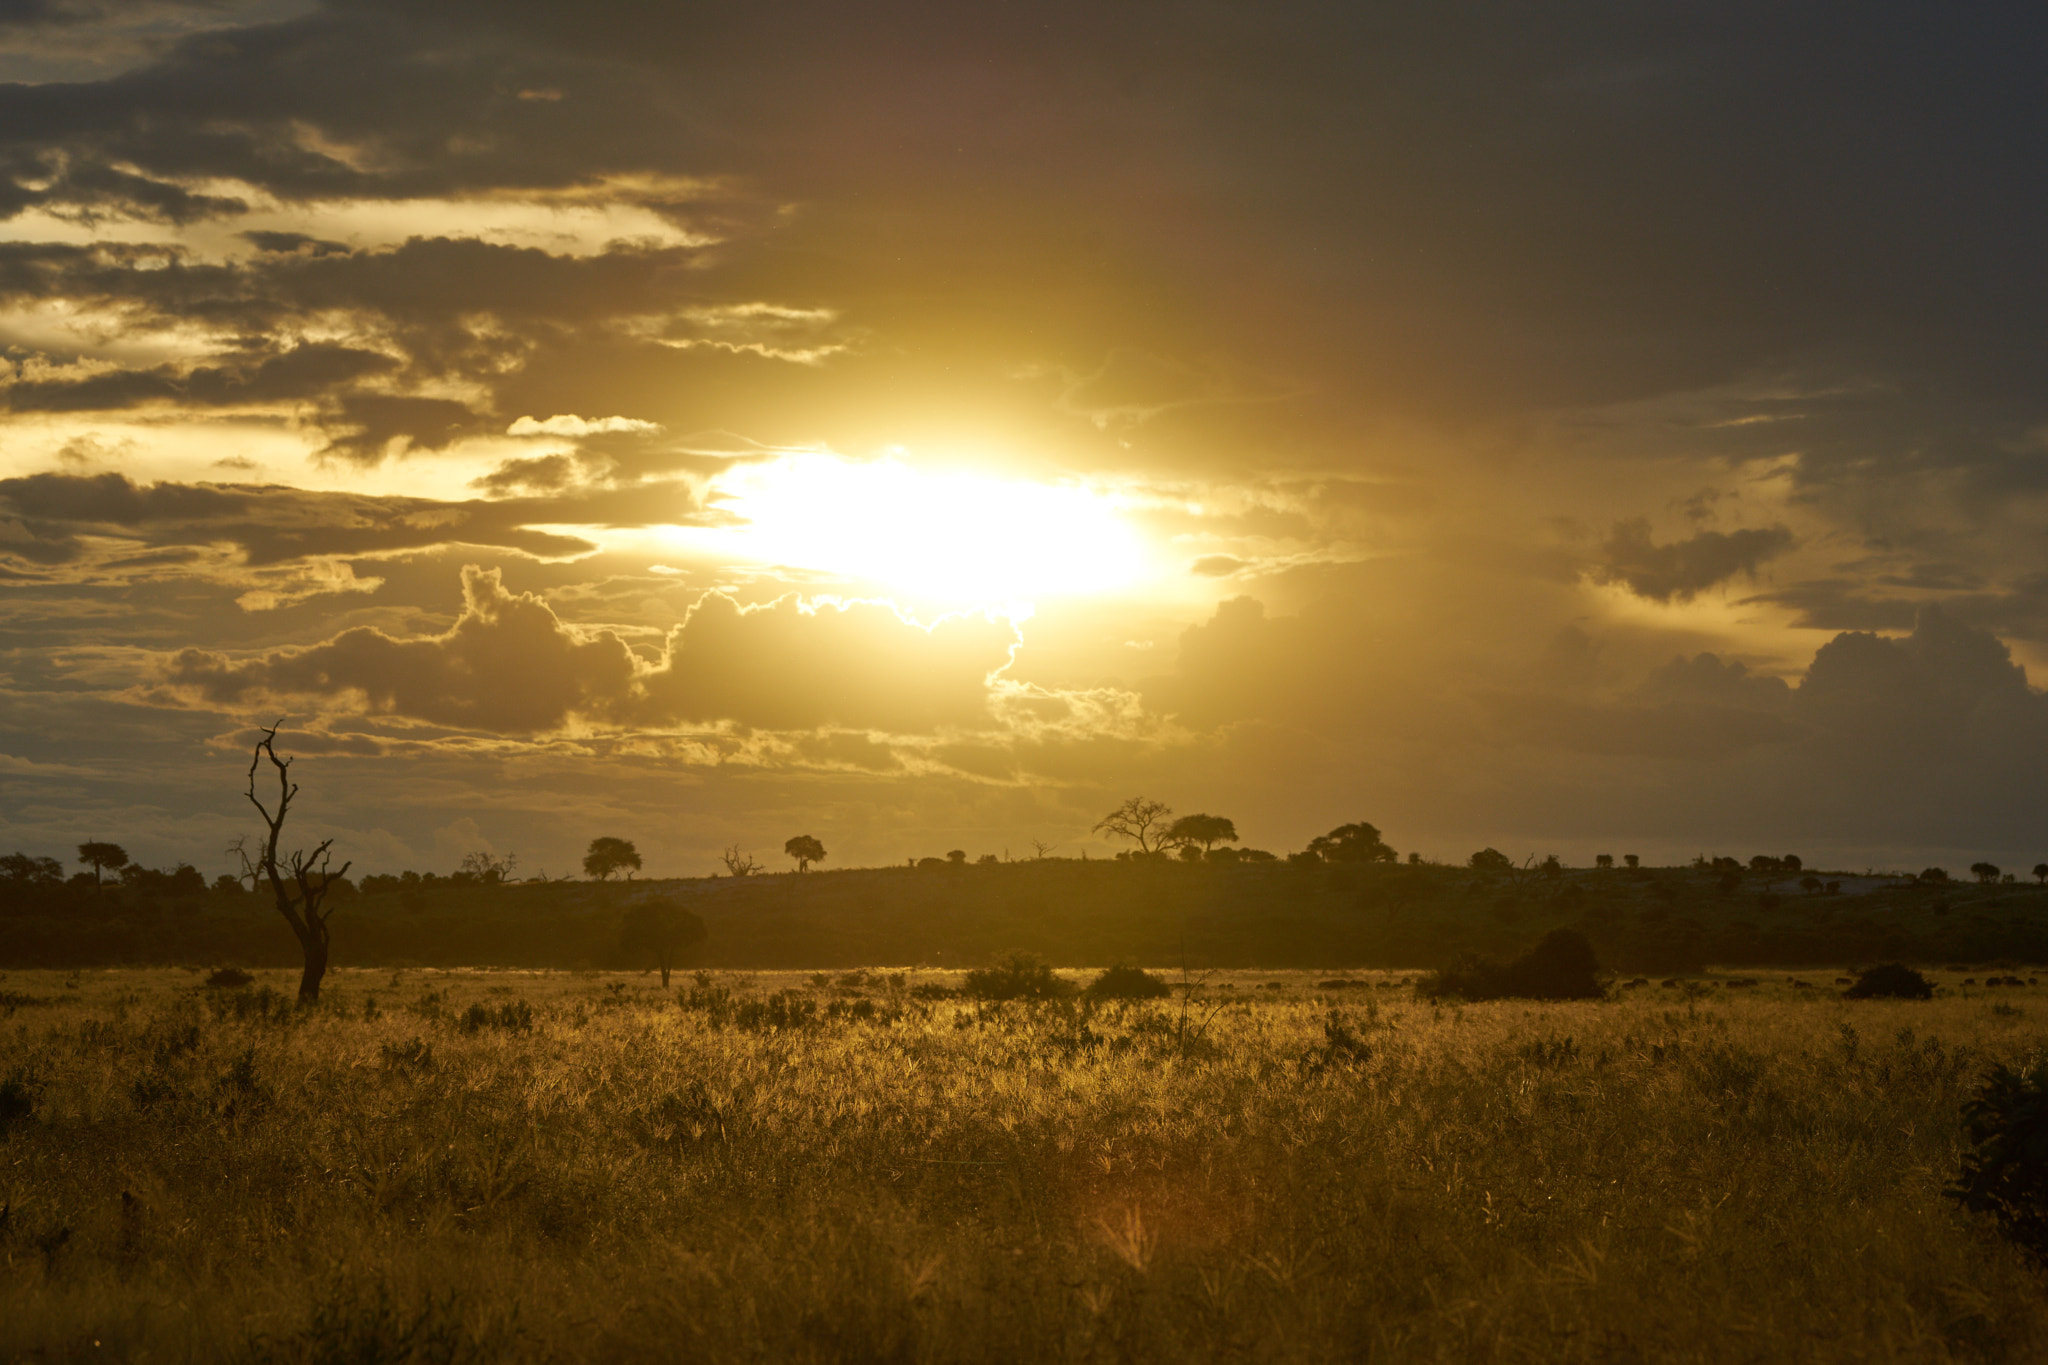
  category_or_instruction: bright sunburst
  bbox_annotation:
[673,454,1147,607]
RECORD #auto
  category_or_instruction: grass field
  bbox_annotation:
[4,966,2046,1362]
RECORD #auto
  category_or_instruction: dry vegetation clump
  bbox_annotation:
[1421,927,1606,1001]
[963,952,1078,1000]
[1848,963,1938,999]
[1084,965,1171,1000]
[0,967,2045,1363]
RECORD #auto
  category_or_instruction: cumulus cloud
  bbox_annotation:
[1590,519,1795,603]
[162,564,1023,736]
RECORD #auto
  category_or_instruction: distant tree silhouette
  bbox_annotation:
[945,848,967,865]
[2035,863,2048,885]
[1800,875,1824,895]
[1167,813,1238,856]
[76,841,128,889]
[1972,862,2002,885]
[1624,854,1640,870]
[785,835,826,872]
[1782,854,1803,873]
[1469,848,1513,873]
[1094,797,1176,855]
[1921,867,1950,883]
[241,721,351,1005]
[1539,854,1564,879]
[1595,854,1614,870]
[1,853,63,884]
[460,850,518,885]
[1307,822,1398,864]
[721,845,761,877]
[618,899,706,989]
[583,837,641,881]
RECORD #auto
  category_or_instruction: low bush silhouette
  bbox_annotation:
[1421,928,1604,1001]
[1084,964,1170,999]
[964,953,1077,1000]
[1948,1064,2048,1259]
[204,966,254,989]
[458,999,534,1034]
[1843,963,1934,999]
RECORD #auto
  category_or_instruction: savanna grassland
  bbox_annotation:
[4,967,2046,1363]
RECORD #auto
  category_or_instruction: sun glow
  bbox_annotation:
[679,454,1147,607]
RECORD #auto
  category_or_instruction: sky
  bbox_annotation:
[3,0,2047,880]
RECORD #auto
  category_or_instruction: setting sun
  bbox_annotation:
[680,454,1147,606]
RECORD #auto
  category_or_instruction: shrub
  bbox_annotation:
[1421,928,1605,1002]
[1085,964,1171,1000]
[1843,963,1934,999]
[458,1000,535,1034]
[204,966,254,989]
[963,953,1077,1001]
[1947,1064,2048,1259]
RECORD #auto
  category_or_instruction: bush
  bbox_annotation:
[1085,964,1171,1000]
[1421,928,1605,1002]
[963,953,1077,1001]
[1947,1064,2048,1259]
[458,1000,535,1034]
[205,966,254,989]
[1843,963,1933,999]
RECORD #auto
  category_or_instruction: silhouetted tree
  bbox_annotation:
[1095,797,1176,855]
[1,853,62,884]
[619,899,707,988]
[583,837,641,881]
[1469,847,1513,873]
[1307,822,1398,864]
[76,841,128,889]
[721,845,762,877]
[1624,854,1640,870]
[460,850,518,885]
[1782,854,1803,873]
[1920,867,1949,882]
[1972,862,2002,885]
[242,722,351,1005]
[2034,863,2048,885]
[785,835,826,872]
[1595,854,1613,870]
[1167,813,1238,856]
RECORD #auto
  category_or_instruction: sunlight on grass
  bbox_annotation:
[1,968,2043,1362]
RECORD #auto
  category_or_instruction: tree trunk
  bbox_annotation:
[659,956,672,990]
[297,927,328,1004]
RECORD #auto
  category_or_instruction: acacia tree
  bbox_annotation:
[785,835,826,872]
[2035,863,2047,885]
[1167,814,1238,856]
[584,837,641,880]
[76,841,129,888]
[619,899,707,988]
[1972,861,2002,885]
[243,722,351,1005]
[1307,822,1398,864]
[1094,797,1176,855]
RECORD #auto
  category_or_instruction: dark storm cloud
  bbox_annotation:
[1590,519,1795,603]
[164,563,1022,734]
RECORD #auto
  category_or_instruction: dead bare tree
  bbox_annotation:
[242,720,351,1004]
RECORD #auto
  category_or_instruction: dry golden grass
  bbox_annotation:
[2,966,2045,1362]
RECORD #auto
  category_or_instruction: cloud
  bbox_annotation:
[507,413,661,437]
[0,471,703,575]
[162,564,1023,736]
[635,593,1019,733]
[1590,519,1795,603]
